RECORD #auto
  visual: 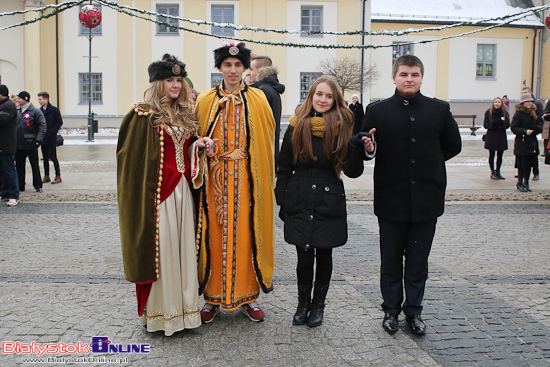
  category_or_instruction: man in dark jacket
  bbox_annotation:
[361,55,461,335]
[15,91,46,193]
[247,55,285,165]
[0,84,20,206]
[38,91,63,184]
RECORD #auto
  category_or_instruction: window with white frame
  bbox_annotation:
[392,42,413,64]
[79,3,102,35]
[300,72,321,102]
[79,73,103,104]
[301,6,322,36]
[211,5,234,36]
[476,44,496,79]
[157,4,179,35]
[211,73,223,88]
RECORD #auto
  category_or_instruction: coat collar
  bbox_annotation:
[393,89,422,106]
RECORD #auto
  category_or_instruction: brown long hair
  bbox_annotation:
[291,76,354,176]
[144,78,197,133]
[489,97,509,121]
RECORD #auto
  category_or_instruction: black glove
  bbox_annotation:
[349,132,373,147]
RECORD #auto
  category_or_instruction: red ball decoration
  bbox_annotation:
[546,13,550,30]
[79,4,102,29]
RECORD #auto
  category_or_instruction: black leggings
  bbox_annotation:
[488,150,504,171]
[296,247,333,286]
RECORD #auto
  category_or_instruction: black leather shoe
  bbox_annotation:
[382,313,399,333]
[406,315,426,334]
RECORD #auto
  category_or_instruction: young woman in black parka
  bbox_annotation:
[275,76,374,327]
[511,93,543,192]
[483,97,510,180]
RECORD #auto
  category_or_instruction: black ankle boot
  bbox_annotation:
[490,170,499,180]
[524,178,532,192]
[496,170,505,180]
[293,284,312,325]
[307,283,329,327]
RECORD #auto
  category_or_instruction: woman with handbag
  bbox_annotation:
[275,76,374,327]
[511,93,543,192]
[483,97,510,180]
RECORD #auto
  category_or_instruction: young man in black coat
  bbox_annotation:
[38,91,63,184]
[521,87,544,180]
[246,55,285,165]
[361,55,461,334]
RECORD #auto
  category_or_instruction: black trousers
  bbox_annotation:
[41,143,60,176]
[378,217,437,316]
[15,149,42,191]
[296,247,333,286]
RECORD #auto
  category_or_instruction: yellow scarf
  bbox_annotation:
[289,115,339,138]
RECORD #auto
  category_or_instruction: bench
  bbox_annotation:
[454,114,479,136]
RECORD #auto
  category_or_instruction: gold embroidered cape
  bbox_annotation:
[195,86,276,301]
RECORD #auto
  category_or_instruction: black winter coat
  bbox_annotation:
[0,98,18,155]
[349,102,364,135]
[252,68,285,161]
[511,103,543,156]
[41,102,63,144]
[483,108,509,151]
[275,124,365,250]
[17,103,47,150]
[361,90,461,223]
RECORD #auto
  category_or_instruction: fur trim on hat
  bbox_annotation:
[148,54,187,83]
[214,40,251,69]
[256,66,278,82]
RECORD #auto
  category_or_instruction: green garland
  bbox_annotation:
[0,0,548,49]
[0,0,85,32]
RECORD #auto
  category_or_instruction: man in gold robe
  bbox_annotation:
[195,41,276,323]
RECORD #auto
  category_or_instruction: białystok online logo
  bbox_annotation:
[2,336,150,356]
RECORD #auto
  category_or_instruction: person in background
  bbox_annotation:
[0,85,20,206]
[275,76,372,327]
[511,93,543,192]
[37,92,63,184]
[189,88,199,106]
[117,54,214,336]
[502,95,511,115]
[483,97,510,180]
[15,91,46,193]
[541,99,549,158]
[348,94,364,135]
[361,55,461,335]
[521,87,543,180]
[195,41,276,324]
[247,54,285,165]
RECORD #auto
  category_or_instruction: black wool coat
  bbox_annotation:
[511,103,543,156]
[41,103,63,145]
[349,102,364,135]
[275,124,365,250]
[361,90,461,223]
[0,98,18,155]
[483,108,510,152]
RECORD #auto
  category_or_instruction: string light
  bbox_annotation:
[0,0,547,49]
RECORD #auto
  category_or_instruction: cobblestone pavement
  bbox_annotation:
[0,202,549,366]
[1,136,549,366]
